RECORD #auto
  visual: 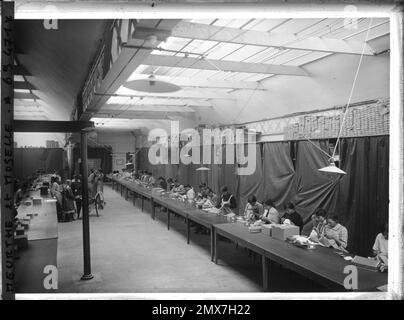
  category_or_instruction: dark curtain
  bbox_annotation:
[337,136,389,256]
[236,144,264,215]
[262,142,296,208]
[73,146,112,176]
[293,141,341,231]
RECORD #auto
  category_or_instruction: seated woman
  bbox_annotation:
[261,199,280,224]
[281,201,304,233]
[14,182,29,206]
[157,177,167,190]
[243,195,264,222]
[322,215,348,250]
[308,208,327,242]
[373,223,388,266]
[217,186,237,215]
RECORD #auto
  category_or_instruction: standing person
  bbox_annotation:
[61,180,76,222]
[71,175,82,219]
[281,201,304,233]
[95,169,105,209]
[88,169,96,199]
[217,186,237,214]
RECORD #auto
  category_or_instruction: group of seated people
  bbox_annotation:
[112,169,388,263]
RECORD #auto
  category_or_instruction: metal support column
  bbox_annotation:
[80,131,93,280]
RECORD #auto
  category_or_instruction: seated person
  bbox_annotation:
[201,188,218,208]
[185,185,195,200]
[261,199,280,224]
[322,215,348,250]
[166,178,174,191]
[196,183,208,200]
[373,223,388,265]
[281,201,304,233]
[148,174,156,186]
[157,177,167,190]
[217,186,237,214]
[243,195,264,222]
[308,208,327,242]
[14,182,29,206]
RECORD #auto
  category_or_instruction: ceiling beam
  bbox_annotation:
[14,92,39,100]
[14,120,95,133]
[139,22,375,56]
[131,74,266,90]
[14,65,31,76]
[103,97,213,109]
[98,91,234,101]
[14,99,42,107]
[99,105,197,113]
[94,110,195,120]
[15,81,36,90]
[81,20,182,121]
[142,53,308,76]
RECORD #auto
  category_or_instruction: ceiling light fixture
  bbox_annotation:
[124,74,181,93]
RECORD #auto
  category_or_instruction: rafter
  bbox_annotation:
[101,104,208,111]
[14,92,39,100]
[80,20,182,121]
[130,74,266,90]
[94,110,195,120]
[15,81,36,90]
[135,21,375,56]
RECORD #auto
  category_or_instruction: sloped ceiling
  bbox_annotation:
[15,19,110,120]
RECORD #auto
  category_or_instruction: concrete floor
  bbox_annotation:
[57,184,265,293]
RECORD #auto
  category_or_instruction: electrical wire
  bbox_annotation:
[332,17,374,159]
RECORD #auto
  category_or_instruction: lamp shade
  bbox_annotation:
[196,166,211,171]
[318,162,346,175]
[124,75,181,93]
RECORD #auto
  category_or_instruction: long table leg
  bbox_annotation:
[141,196,144,212]
[151,199,155,220]
[262,256,269,292]
[132,193,136,206]
[210,226,215,262]
[120,184,123,196]
[125,188,128,201]
[186,217,190,244]
[214,230,218,264]
[167,210,170,230]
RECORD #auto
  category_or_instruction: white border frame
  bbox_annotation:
[7,1,403,300]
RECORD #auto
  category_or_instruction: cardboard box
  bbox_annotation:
[16,226,25,236]
[271,224,300,241]
[15,234,28,249]
[248,226,262,233]
[261,224,281,236]
[352,256,380,272]
[33,198,42,206]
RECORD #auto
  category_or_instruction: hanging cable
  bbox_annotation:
[332,17,374,159]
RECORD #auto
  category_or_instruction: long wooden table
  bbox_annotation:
[14,190,58,293]
[214,223,388,292]
[110,176,388,292]
[111,176,228,261]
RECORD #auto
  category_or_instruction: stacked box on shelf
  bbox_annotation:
[324,116,332,138]
[318,116,325,139]
[293,123,299,139]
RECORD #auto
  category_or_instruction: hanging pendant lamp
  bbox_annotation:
[124,74,181,93]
